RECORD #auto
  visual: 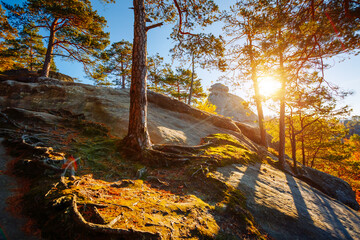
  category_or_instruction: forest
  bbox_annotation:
[0,0,360,239]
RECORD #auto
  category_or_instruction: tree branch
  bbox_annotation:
[173,0,197,36]
[145,22,163,31]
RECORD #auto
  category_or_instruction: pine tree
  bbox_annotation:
[147,53,168,93]
[171,33,226,105]
[3,0,110,77]
[165,67,205,103]
[0,4,18,71]
[223,0,269,147]
[90,40,132,88]
[123,0,220,152]
[14,24,46,71]
[285,72,351,172]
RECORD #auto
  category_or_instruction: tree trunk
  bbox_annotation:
[278,48,286,169]
[121,62,126,89]
[290,126,298,173]
[187,53,195,105]
[29,48,34,71]
[248,37,267,147]
[41,19,58,77]
[300,116,306,166]
[301,134,306,166]
[123,0,151,152]
[177,81,180,100]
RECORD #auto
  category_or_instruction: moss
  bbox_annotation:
[202,133,245,148]
[66,125,136,180]
[11,121,268,239]
[185,134,261,175]
[203,173,267,240]
[46,176,220,239]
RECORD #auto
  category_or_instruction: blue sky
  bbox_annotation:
[4,0,360,116]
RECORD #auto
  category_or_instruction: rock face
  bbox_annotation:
[298,165,359,211]
[1,77,359,240]
[214,163,360,240]
[0,78,255,148]
[208,83,258,126]
[0,69,74,82]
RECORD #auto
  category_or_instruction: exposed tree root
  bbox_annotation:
[152,142,213,154]
[144,148,210,167]
[71,195,161,239]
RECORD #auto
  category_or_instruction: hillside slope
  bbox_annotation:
[0,77,359,239]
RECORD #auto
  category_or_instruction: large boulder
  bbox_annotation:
[208,83,258,126]
[0,77,359,240]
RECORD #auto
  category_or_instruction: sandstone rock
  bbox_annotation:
[297,165,360,211]
[1,77,359,240]
[0,79,255,149]
[0,69,74,83]
[209,83,229,93]
[214,163,360,240]
[208,83,258,126]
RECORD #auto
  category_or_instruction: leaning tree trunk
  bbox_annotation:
[41,19,57,77]
[248,37,267,147]
[123,0,151,152]
[187,53,195,105]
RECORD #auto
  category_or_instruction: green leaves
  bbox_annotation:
[3,0,110,74]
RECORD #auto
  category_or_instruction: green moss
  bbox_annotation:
[191,134,261,170]
[202,133,245,147]
[46,176,220,239]
[202,173,267,240]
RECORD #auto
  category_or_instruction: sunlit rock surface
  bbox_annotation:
[208,83,258,126]
[1,77,359,240]
[0,78,255,147]
[214,163,360,240]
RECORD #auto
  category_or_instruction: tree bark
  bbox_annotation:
[187,53,195,105]
[300,117,306,166]
[248,36,267,147]
[123,0,151,152]
[41,19,58,77]
[121,62,126,89]
[278,47,286,169]
[290,125,298,173]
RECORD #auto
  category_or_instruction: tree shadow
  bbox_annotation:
[222,162,358,240]
[286,173,356,240]
[310,186,357,240]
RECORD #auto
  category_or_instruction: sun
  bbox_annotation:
[258,76,281,97]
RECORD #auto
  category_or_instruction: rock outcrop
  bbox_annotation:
[0,77,359,240]
[297,164,359,211]
[0,69,74,82]
[208,83,258,126]
[214,163,360,240]
[0,78,256,148]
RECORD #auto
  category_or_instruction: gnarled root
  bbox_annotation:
[71,195,161,239]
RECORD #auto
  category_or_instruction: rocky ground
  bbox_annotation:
[0,138,38,240]
[0,75,359,239]
[214,163,360,240]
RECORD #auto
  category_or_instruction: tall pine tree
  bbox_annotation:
[123,0,220,152]
[0,4,18,71]
[3,0,110,77]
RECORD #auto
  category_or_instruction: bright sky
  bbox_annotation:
[4,0,360,116]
